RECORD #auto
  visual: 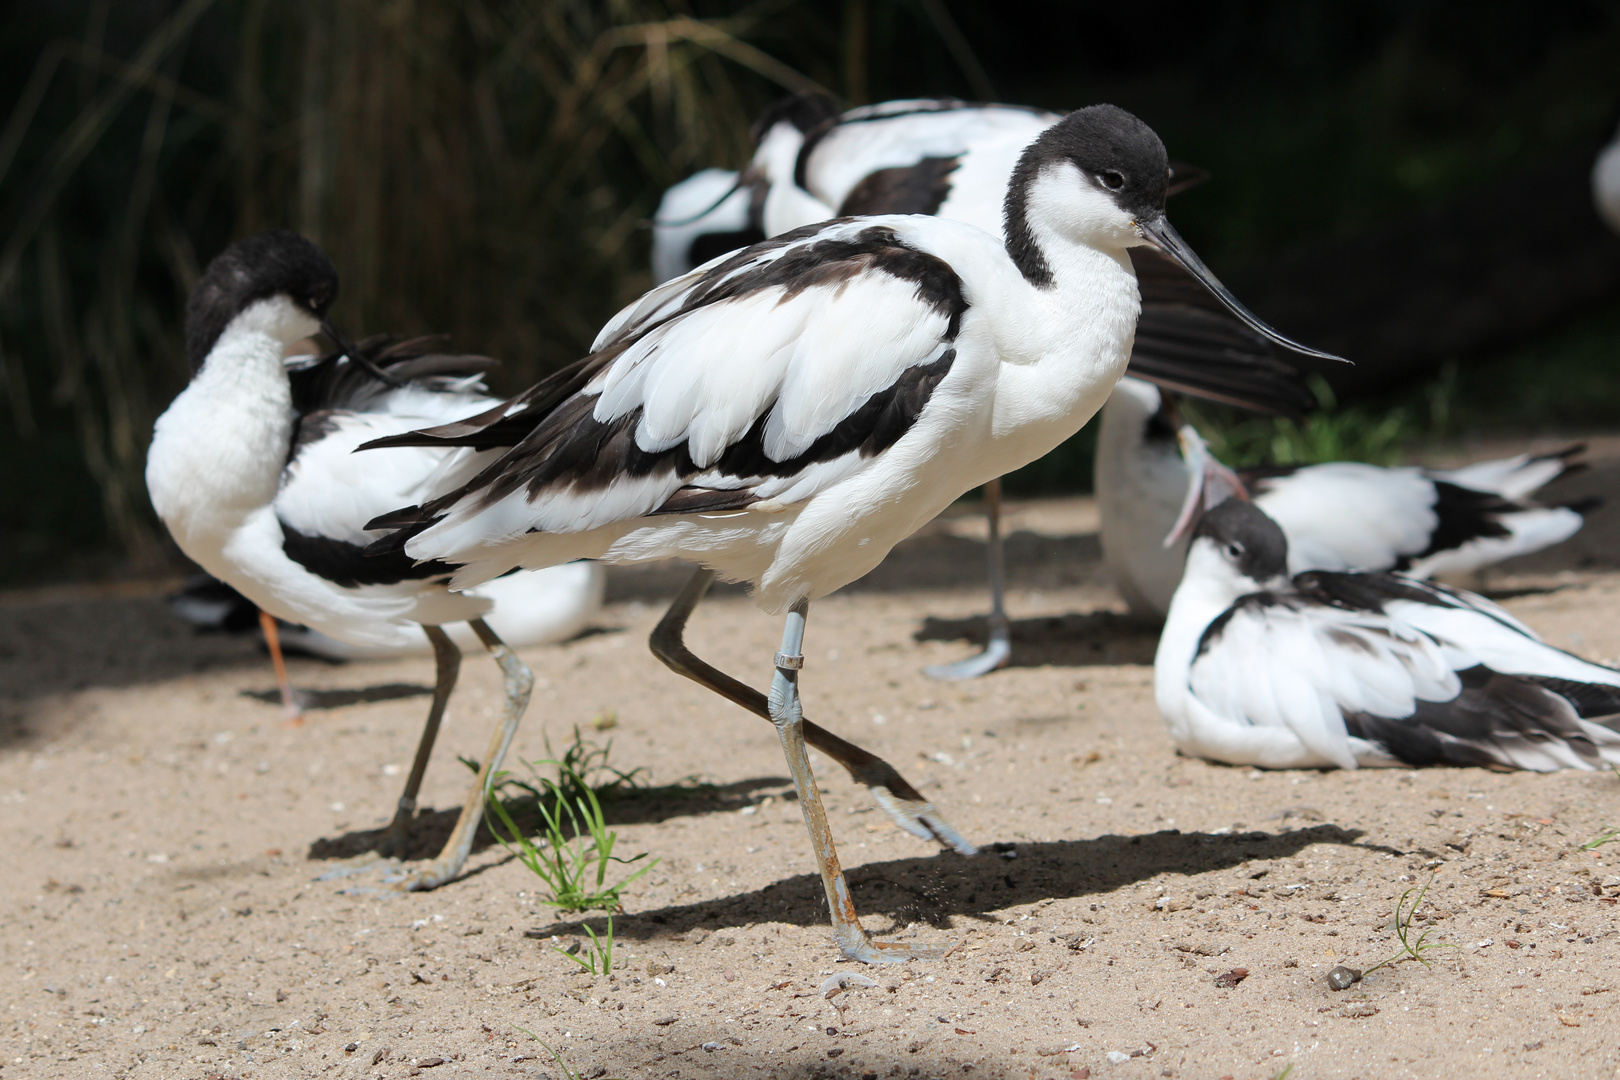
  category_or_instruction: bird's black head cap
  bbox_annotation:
[1005,104,1168,284]
[750,92,840,143]
[185,229,339,372]
[1193,499,1289,583]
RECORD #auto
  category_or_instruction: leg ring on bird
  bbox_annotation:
[773,651,805,670]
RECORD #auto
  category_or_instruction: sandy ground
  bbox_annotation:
[4,438,1620,1080]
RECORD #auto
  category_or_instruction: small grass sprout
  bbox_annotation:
[510,1024,622,1080]
[1363,874,1459,976]
[556,917,616,975]
[1581,830,1619,851]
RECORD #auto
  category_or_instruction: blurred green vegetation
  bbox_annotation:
[2,0,1618,579]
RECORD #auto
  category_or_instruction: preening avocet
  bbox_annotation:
[147,231,556,891]
[170,564,602,662]
[1156,498,1620,771]
[664,94,1316,676]
[650,167,763,288]
[367,105,1336,961]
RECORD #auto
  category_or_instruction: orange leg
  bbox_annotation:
[258,610,304,725]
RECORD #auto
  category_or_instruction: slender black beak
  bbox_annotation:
[1136,214,1346,363]
[321,319,404,388]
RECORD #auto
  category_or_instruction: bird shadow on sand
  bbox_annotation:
[305,775,797,864]
[240,682,434,710]
[533,823,1388,941]
[915,610,1160,668]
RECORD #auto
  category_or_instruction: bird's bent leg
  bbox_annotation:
[258,610,305,724]
[770,603,950,963]
[648,568,974,854]
[376,625,461,859]
[924,477,1011,680]
[396,618,532,891]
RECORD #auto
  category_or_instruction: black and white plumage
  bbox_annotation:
[1156,499,1620,771]
[745,95,1314,418]
[658,94,1315,677]
[369,105,1334,962]
[1167,420,1590,583]
[146,231,565,891]
[1105,384,1592,619]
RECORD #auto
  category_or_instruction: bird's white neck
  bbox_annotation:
[146,298,315,556]
[1154,542,1249,712]
[972,182,1142,473]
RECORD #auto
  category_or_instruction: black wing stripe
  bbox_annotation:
[1344,666,1598,768]
[1523,675,1620,720]
[1407,481,1514,564]
[837,157,960,217]
[1291,571,1455,613]
[282,522,458,588]
[683,225,968,338]
[488,348,959,514]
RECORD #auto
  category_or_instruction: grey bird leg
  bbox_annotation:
[770,600,952,962]
[375,624,462,859]
[925,477,1012,680]
[650,567,975,856]
[395,618,533,891]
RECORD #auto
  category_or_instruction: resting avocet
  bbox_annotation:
[665,94,1315,676]
[1157,498,1620,771]
[147,231,558,890]
[366,105,1338,961]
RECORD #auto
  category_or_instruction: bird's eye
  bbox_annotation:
[1099,171,1126,190]
[1224,542,1244,560]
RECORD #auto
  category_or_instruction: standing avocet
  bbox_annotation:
[366,105,1338,961]
[659,95,1315,676]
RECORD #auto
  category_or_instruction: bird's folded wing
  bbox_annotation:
[370,220,969,554]
[279,410,500,546]
[1188,592,1462,769]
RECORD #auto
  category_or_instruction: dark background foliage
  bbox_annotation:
[2,0,1618,585]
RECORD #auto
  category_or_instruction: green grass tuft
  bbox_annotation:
[479,727,658,917]
[1363,874,1459,977]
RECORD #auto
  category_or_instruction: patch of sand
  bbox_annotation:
[4,468,1620,1079]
